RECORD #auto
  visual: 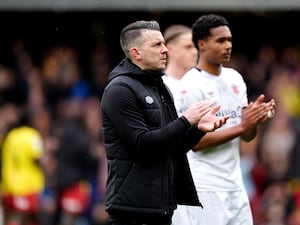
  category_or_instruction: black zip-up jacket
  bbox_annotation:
[101,58,205,215]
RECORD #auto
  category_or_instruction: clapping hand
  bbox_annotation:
[197,104,230,132]
[183,100,229,132]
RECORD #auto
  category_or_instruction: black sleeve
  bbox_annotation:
[101,82,205,154]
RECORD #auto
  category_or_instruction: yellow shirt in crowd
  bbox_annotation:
[1,126,44,195]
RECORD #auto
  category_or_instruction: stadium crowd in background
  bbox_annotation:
[0,15,300,225]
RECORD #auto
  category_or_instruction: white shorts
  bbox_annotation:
[172,189,253,225]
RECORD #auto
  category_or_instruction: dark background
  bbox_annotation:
[0,10,299,74]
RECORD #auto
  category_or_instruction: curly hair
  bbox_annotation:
[192,14,229,49]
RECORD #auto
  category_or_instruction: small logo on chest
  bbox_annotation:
[145,96,154,104]
[231,84,239,95]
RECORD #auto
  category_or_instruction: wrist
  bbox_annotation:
[180,116,192,128]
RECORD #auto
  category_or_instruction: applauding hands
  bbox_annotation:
[183,100,230,132]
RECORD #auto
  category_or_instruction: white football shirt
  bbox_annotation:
[175,67,248,191]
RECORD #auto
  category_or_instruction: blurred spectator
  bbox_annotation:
[0,65,27,105]
[55,97,91,225]
[259,106,295,183]
[88,43,111,98]
[40,95,104,225]
[26,67,47,110]
[41,46,90,108]
[0,103,20,146]
[36,105,59,225]
[82,97,108,225]
[266,66,300,118]
[260,182,291,225]
[1,107,45,225]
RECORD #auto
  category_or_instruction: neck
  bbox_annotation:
[197,61,221,75]
[164,62,189,80]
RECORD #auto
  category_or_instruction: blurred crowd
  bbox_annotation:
[0,39,111,225]
[230,44,300,225]
[1,34,300,225]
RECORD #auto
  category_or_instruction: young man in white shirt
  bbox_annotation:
[171,14,276,225]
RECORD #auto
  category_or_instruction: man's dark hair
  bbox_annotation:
[120,20,160,58]
[192,14,229,49]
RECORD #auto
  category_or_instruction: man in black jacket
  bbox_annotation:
[100,20,229,225]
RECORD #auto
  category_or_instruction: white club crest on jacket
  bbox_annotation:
[145,96,154,104]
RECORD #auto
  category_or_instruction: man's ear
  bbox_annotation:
[130,47,142,60]
[166,44,173,55]
[198,39,206,50]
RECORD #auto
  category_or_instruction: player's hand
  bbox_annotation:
[241,94,276,130]
[197,105,230,132]
[266,98,276,120]
[183,100,215,126]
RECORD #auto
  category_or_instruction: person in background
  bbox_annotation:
[162,24,198,99]
[82,96,109,225]
[100,20,229,225]
[88,43,111,99]
[171,14,276,225]
[1,107,45,225]
[54,96,97,225]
